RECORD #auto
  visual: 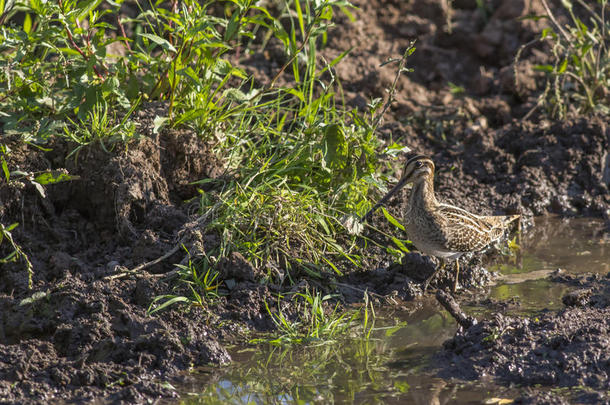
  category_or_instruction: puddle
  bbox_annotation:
[178,217,609,404]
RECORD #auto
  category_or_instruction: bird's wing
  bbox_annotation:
[436,204,513,252]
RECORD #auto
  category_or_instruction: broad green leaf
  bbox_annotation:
[224,12,240,41]
[148,296,191,314]
[391,237,410,252]
[77,0,103,21]
[23,13,32,34]
[383,142,411,157]
[315,216,330,235]
[557,58,568,74]
[19,290,50,306]
[322,123,348,169]
[381,207,405,231]
[286,88,305,102]
[540,27,555,40]
[34,171,79,185]
[153,115,169,134]
[139,33,177,53]
[534,64,554,73]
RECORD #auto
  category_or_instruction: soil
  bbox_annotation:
[1,0,609,403]
[439,272,610,404]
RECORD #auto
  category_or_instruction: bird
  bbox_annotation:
[363,153,519,292]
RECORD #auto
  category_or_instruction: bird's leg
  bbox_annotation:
[423,259,445,292]
[452,260,460,293]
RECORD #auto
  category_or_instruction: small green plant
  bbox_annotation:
[448,81,465,95]
[147,248,221,315]
[0,222,33,289]
[482,326,502,343]
[64,101,138,159]
[252,289,360,345]
[200,40,415,280]
[527,0,610,117]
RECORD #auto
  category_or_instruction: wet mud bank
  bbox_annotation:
[438,273,610,404]
[1,0,609,403]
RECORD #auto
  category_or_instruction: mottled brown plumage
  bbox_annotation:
[365,153,519,292]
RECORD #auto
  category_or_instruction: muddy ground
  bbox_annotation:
[439,272,610,404]
[1,0,609,403]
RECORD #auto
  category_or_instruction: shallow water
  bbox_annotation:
[179,217,609,404]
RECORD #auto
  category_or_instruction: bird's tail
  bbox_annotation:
[502,214,520,226]
[486,214,520,230]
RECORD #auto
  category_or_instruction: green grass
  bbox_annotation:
[0,0,414,343]
[147,247,222,315]
[523,0,610,118]
[250,289,363,345]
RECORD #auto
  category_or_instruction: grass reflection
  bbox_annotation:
[181,305,459,405]
[183,327,416,404]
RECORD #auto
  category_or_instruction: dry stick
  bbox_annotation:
[116,15,132,52]
[540,0,573,45]
[435,289,478,329]
[332,282,386,300]
[371,41,416,131]
[104,201,222,280]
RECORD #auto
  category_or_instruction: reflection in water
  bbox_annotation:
[486,216,609,315]
[181,217,609,404]
[517,216,608,274]
[182,305,513,404]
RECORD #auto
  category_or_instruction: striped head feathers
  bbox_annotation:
[400,154,435,185]
[362,152,434,221]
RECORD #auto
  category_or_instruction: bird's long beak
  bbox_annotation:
[362,175,409,222]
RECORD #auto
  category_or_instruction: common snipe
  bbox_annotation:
[364,153,519,292]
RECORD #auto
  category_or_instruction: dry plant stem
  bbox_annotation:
[116,15,132,52]
[436,289,477,329]
[104,201,222,280]
[512,37,540,97]
[332,282,387,300]
[372,41,416,130]
[267,9,325,89]
[540,0,573,45]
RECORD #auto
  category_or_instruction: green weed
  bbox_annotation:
[0,222,33,288]
[1,0,416,317]
[525,0,609,117]
[251,288,372,345]
[64,101,139,159]
[147,248,221,315]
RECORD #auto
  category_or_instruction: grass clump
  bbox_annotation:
[148,248,222,315]
[251,288,375,345]
[1,0,415,316]
[529,0,609,117]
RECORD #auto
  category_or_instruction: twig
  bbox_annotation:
[267,8,325,90]
[57,0,104,80]
[104,201,222,280]
[116,15,132,52]
[333,282,386,300]
[372,40,416,130]
[436,289,477,329]
[540,0,573,45]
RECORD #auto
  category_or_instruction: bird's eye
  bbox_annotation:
[416,161,423,168]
